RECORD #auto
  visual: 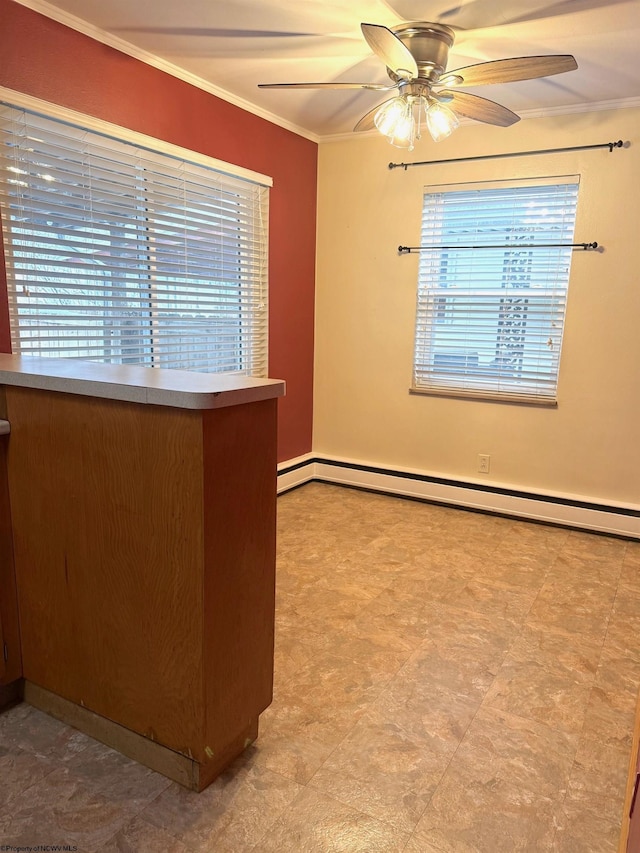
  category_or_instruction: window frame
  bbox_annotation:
[411,175,581,405]
[0,87,272,377]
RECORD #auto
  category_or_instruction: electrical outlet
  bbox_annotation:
[478,454,491,474]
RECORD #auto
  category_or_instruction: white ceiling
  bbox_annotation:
[18,0,640,139]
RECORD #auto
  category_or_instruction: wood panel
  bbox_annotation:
[0,599,5,681]
[0,387,21,685]
[202,399,277,766]
[5,387,205,755]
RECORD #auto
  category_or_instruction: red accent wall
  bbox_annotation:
[0,0,316,462]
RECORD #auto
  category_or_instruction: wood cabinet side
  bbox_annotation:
[0,390,21,687]
[5,387,206,754]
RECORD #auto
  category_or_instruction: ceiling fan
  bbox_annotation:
[258,21,577,148]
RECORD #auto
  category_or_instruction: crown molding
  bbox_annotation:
[12,0,321,144]
[516,95,640,120]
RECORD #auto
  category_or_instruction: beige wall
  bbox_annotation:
[314,107,640,505]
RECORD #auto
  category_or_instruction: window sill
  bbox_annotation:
[409,386,558,407]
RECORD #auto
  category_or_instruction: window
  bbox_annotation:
[0,98,270,376]
[412,176,580,404]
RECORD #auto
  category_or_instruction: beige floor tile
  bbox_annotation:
[340,586,430,653]
[497,521,570,551]
[322,553,399,595]
[254,648,388,783]
[506,623,603,683]
[584,650,640,735]
[604,605,640,660]
[396,635,500,703]
[389,565,472,603]
[405,768,559,853]
[139,752,301,852]
[370,676,481,746]
[477,550,555,589]
[525,584,613,641]
[567,732,630,804]
[562,530,628,564]
[251,786,410,852]
[97,816,192,852]
[272,623,319,690]
[619,543,640,593]
[0,741,171,852]
[252,714,347,786]
[403,542,496,575]
[308,708,454,831]
[448,706,578,799]
[276,621,414,684]
[418,605,518,677]
[553,785,624,853]
[482,656,594,735]
[443,577,539,624]
[0,703,92,761]
[0,745,59,808]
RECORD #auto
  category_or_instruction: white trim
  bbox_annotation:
[516,96,640,121]
[10,0,320,145]
[0,86,273,188]
[276,454,640,539]
[277,453,315,493]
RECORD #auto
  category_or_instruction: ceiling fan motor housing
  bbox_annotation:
[389,22,455,84]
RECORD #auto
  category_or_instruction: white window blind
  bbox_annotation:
[0,102,269,375]
[413,176,580,404]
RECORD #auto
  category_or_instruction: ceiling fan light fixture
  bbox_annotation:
[374,96,411,139]
[259,20,579,144]
[374,96,419,150]
[386,124,415,150]
[426,100,459,142]
[373,93,459,149]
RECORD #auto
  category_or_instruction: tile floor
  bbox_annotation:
[2,482,640,851]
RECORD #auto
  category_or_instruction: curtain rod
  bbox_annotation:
[388,140,624,171]
[398,242,598,254]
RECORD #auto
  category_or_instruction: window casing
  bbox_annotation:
[412,176,580,404]
[0,98,269,376]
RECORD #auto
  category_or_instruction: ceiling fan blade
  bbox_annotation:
[354,100,395,132]
[360,23,419,79]
[443,55,577,87]
[258,82,394,90]
[439,90,520,126]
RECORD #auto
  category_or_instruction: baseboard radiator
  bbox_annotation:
[277,454,640,540]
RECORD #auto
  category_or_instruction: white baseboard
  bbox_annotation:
[277,454,640,539]
[277,453,316,493]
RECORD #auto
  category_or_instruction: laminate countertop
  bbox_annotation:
[0,354,285,410]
